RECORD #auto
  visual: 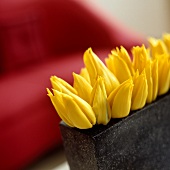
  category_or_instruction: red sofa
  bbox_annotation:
[0,0,145,169]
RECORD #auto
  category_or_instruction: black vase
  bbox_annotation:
[60,91,170,170]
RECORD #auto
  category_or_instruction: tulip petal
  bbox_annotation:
[132,45,149,74]
[79,67,91,84]
[73,72,92,103]
[152,59,158,101]
[145,60,153,103]
[163,33,170,52]
[107,54,132,83]
[47,88,74,127]
[62,95,93,129]
[157,55,170,95]
[113,46,135,75]
[108,78,133,118]
[148,38,168,58]
[91,77,111,125]
[53,89,96,125]
[50,76,77,94]
[131,70,148,110]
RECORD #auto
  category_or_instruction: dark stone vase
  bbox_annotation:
[59,92,170,170]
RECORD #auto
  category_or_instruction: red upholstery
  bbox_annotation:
[0,0,146,169]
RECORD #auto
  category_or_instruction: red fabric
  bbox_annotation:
[0,0,145,71]
[0,15,46,70]
[0,51,108,170]
[0,0,146,169]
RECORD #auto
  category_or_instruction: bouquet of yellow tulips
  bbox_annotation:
[47,33,170,129]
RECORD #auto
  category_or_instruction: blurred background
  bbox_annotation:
[1,0,170,170]
[92,0,170,37]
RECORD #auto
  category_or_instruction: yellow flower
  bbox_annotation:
[108,78,133,118]
[47,88,74,127]
[73,72,92,103]
[114,46,135,75]
[131,70,148,110]
[47,88,96,129]
[162,33,170,53]
[79,67,91,84]
[148,37,168,58]
[145,59,153,103]
[132,45,149,73]
[157,54,170,95]
[62,94,94,129]
[83,48,119,95]
[151,59,159,101]
[139,57,158,104]
[90,77,111,125]
[105,47,132,83]
[50,76,77,95]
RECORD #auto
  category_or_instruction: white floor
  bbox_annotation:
[53,162,69,170]
[28,147,69,170]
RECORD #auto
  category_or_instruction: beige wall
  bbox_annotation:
[91,0,170,38]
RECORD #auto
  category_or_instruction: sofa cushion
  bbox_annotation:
[0,12,46,72]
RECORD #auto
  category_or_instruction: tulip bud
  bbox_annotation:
[50,76,77,95]
[62,94,94,129]
[90,77,111,125]
[107,46,135,75]
[49,86,96,129]
[108,78,133,118]
[73,72,92,103]
[118,46,135,75]
[47,88,74,127]
[157,54,170,95]
[105,51,132,83]
[79,67,91,84]
[83,48,119,95]
[148,38,168,58]
[52,89,96,127]
[145,60,153,103]
[132,45,149,74]
[131,70,148,110]
[151,59,159,101]
[163,33,170,52]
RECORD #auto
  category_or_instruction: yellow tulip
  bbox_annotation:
[50,76,77,95]
[79,67,91,84]
[90,77,111,125]
[148,38,168,58]
[132,45,149,74]
[105,50,132,83]
[49,88,96,129]
[162,33,170,53]
[145,60,153,103]
[157,54,170,95]
[83,48,119,95]
[115,46,135,75]
[53,89,96,125]
[108,78,133,118]
[106,46,134,77]
[47,88,74,127]
[151,59,159,101]
[131,70,148,110]
[73,72,92,103]
[62,94,93,129]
